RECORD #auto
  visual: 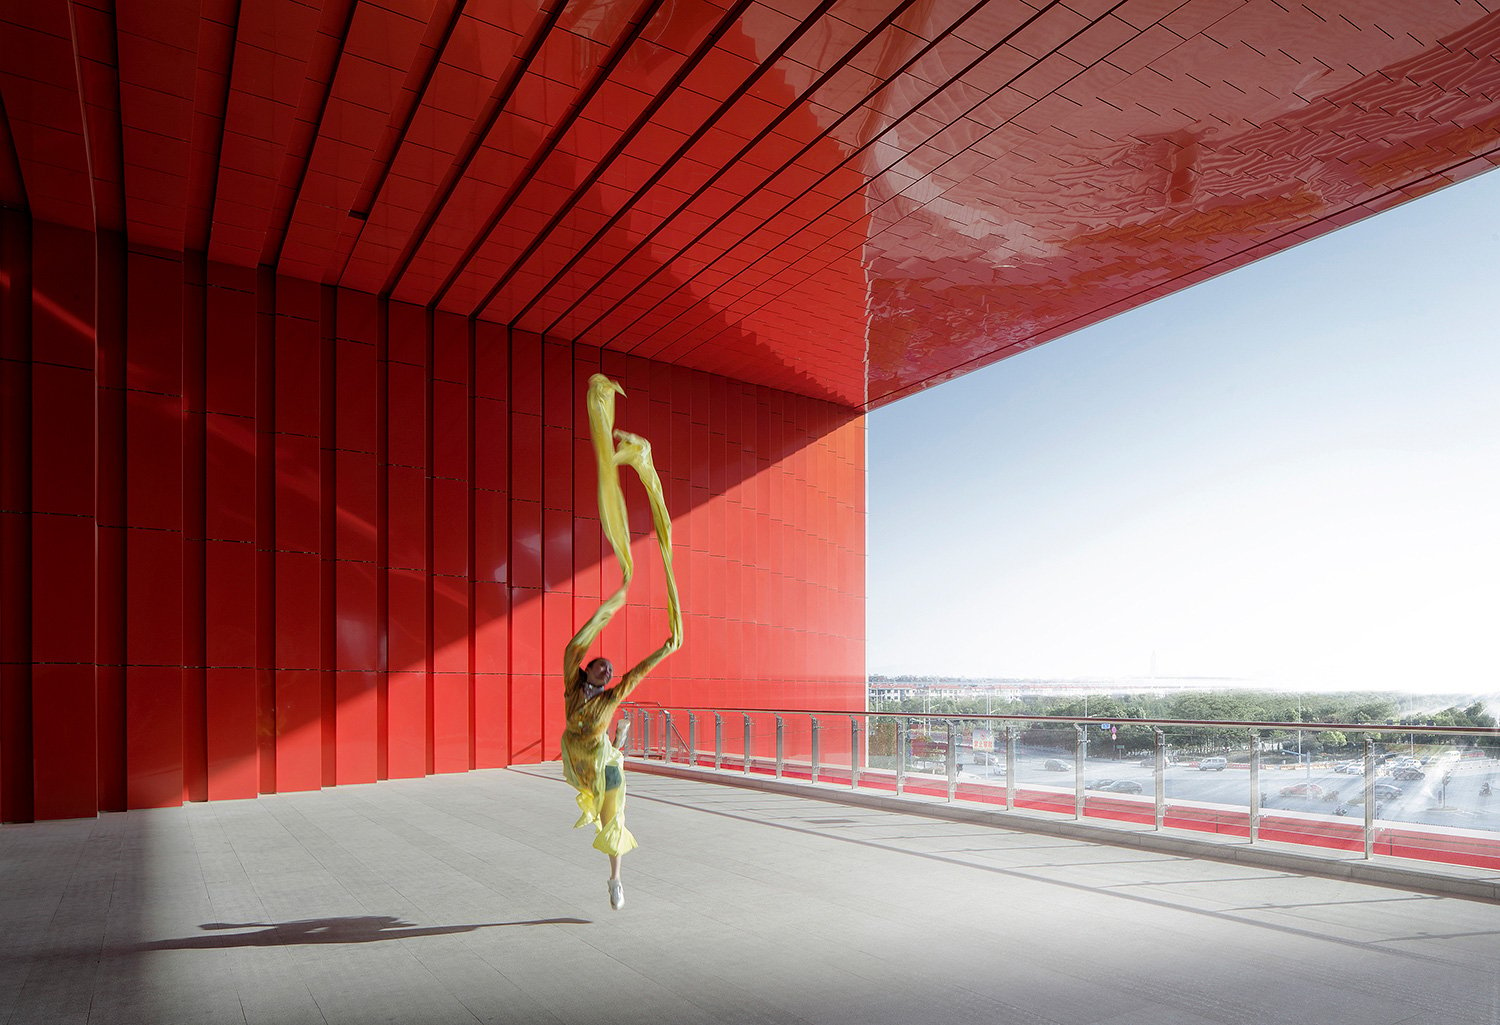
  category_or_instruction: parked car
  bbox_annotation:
[1334,762,1364,774]
[1043,759,1072,772]
[1279,782,1325,798]
[1096,779,1143,794]
[1199,756,1227,771]
[1085,778,1116,790]
[1389,767,1425,780]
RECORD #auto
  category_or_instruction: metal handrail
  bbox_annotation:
[620,702,1500,868]
[626,704,1500,737]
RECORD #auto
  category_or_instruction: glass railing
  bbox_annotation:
[619,705,1500,871]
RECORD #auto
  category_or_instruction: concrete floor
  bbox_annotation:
[3,765,1498,1025]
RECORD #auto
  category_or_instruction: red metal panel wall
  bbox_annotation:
[0,237,866,820]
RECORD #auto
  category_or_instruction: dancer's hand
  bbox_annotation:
[612,429,651,466]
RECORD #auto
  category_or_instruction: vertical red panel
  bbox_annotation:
[374,297,390,779]
[541,341,571,429]
[509,590,542,763]
[473,322,508,768]
[387,569,428,779]
[182,257,208,804]
[335,560,378,784]
[541,591,572,762]
[254,268,277,793]
[511,497,542,591]
[125,529,185,809]
[433,573,470,773]
[30,224,96,372]
[28,225,98,820]
[386,672,426,778]
[510,330,542,416]
[205,539,257,799]
[275,666,322,791]
[275,548,322,791]
[30,358,98,819]
[272,280,324,792]
[125,252,184,810]
[30,543,96,817]
[473,580,509,768]
[336,305,380,783]
[319,290,337,788]
[474,485,509,586]
[432,376,470,772]
[384,303,429,776]
[3,211,34,823]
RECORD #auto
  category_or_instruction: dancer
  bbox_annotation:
[560,373,683,911]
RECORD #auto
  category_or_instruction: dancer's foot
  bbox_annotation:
[615,717,630,750]
[607,878,625,910]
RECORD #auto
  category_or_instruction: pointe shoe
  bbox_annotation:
[607,878,624,910]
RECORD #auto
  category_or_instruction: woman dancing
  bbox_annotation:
[560,374,683,910]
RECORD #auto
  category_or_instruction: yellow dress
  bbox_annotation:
[560,700,636,857]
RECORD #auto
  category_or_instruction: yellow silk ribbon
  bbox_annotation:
[569,373,683,665]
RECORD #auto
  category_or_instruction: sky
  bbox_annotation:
[867,167,1500,695]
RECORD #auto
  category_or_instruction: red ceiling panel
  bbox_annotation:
[4,0,1498,409]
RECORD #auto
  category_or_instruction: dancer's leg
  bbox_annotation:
[601,786,625,909]
[600,786,623,876]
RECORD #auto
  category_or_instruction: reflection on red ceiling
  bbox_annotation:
[3,0,1497,409]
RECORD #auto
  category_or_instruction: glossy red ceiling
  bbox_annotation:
[3,0,1498,409]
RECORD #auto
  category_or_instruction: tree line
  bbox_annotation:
[869,688,1496,756]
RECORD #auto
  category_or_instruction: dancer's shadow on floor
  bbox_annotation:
[132,915,590,951]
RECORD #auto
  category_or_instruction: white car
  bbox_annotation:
[1199,756,1228,771]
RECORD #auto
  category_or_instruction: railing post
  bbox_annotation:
[1153,727,1165,830]
[896,719,907,795]
[1005,725,1017,811]
[688,712,697,768]
[663,711,673,764]
[1249,732,1261,844]
[743,714,751,774]
[774,715,784,779]
[946,720,958,801]
[642,712,652,759]
[1074,724,1086,820]
[714,713,723,770]
[1363,736,1375,859]
[850,716,860,789]
[810,716,821,785]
